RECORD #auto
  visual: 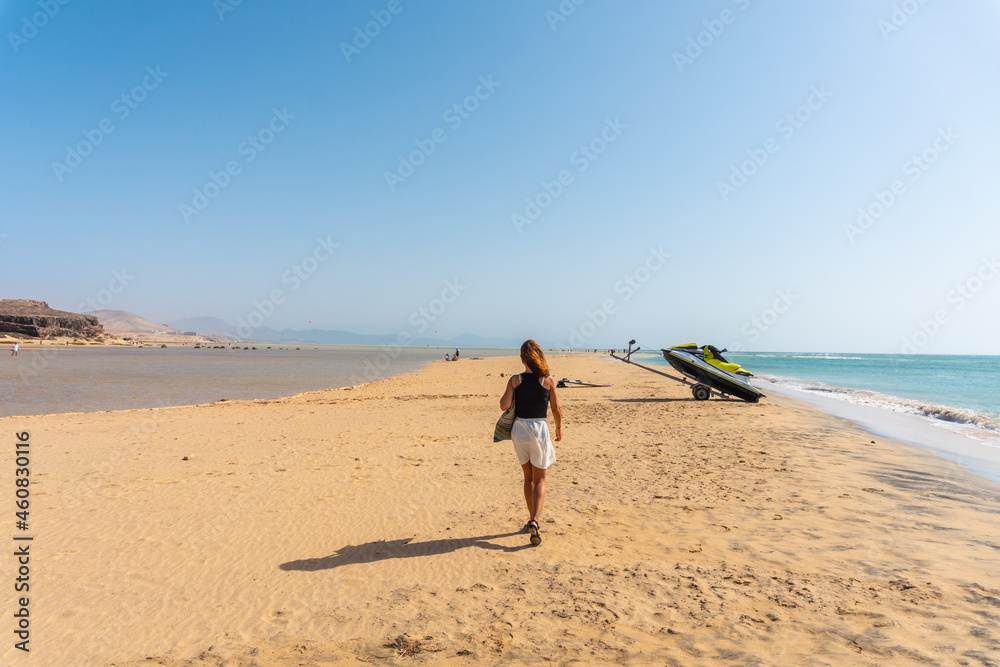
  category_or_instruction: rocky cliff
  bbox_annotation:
[0,300,106,339]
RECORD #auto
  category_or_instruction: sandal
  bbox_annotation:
[528,519,541,546]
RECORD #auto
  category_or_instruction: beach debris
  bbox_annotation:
[181,456,190,461]
[384,634,422,657]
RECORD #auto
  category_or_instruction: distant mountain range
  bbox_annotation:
[61,309,546,348]
[168,316,524,348]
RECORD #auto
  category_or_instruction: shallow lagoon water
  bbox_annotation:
[0,344,515,418]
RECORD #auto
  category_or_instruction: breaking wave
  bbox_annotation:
[759,374,1000,435]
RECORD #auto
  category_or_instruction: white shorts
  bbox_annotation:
[511,418,557,469]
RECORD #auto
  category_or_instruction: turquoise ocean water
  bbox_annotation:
[732,352,999,428]
[635,350,1000,482]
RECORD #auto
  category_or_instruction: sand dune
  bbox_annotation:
[2,354,999,665]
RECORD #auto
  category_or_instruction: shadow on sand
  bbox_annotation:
[280,531,533,571]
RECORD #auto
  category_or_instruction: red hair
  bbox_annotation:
[520,340,550,377]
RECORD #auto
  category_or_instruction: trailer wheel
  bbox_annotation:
[692,385,711,401]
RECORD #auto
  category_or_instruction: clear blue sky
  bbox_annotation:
[2,0,998,353]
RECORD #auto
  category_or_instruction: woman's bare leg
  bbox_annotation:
[531,467,546,522]
[521,462,534,517]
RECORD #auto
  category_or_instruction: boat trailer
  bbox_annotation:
[610,340,753,402]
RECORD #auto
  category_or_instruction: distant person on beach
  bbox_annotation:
[499,339,562,546]
[454,348,460,360]
[10,342,18,357]
[445,353,451,361]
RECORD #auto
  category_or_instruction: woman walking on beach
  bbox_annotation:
[500,340,561,546]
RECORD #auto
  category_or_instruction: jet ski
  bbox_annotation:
[671,344,753,376]
[662,344,764,402]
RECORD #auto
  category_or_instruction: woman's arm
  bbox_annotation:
[500,376,516,410]
[545,376,562,441]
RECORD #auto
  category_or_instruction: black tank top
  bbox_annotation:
[514,372,549,419]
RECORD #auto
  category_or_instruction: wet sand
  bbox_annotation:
[2,354,999,665]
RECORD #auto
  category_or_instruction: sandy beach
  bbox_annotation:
[3,353,999,665]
